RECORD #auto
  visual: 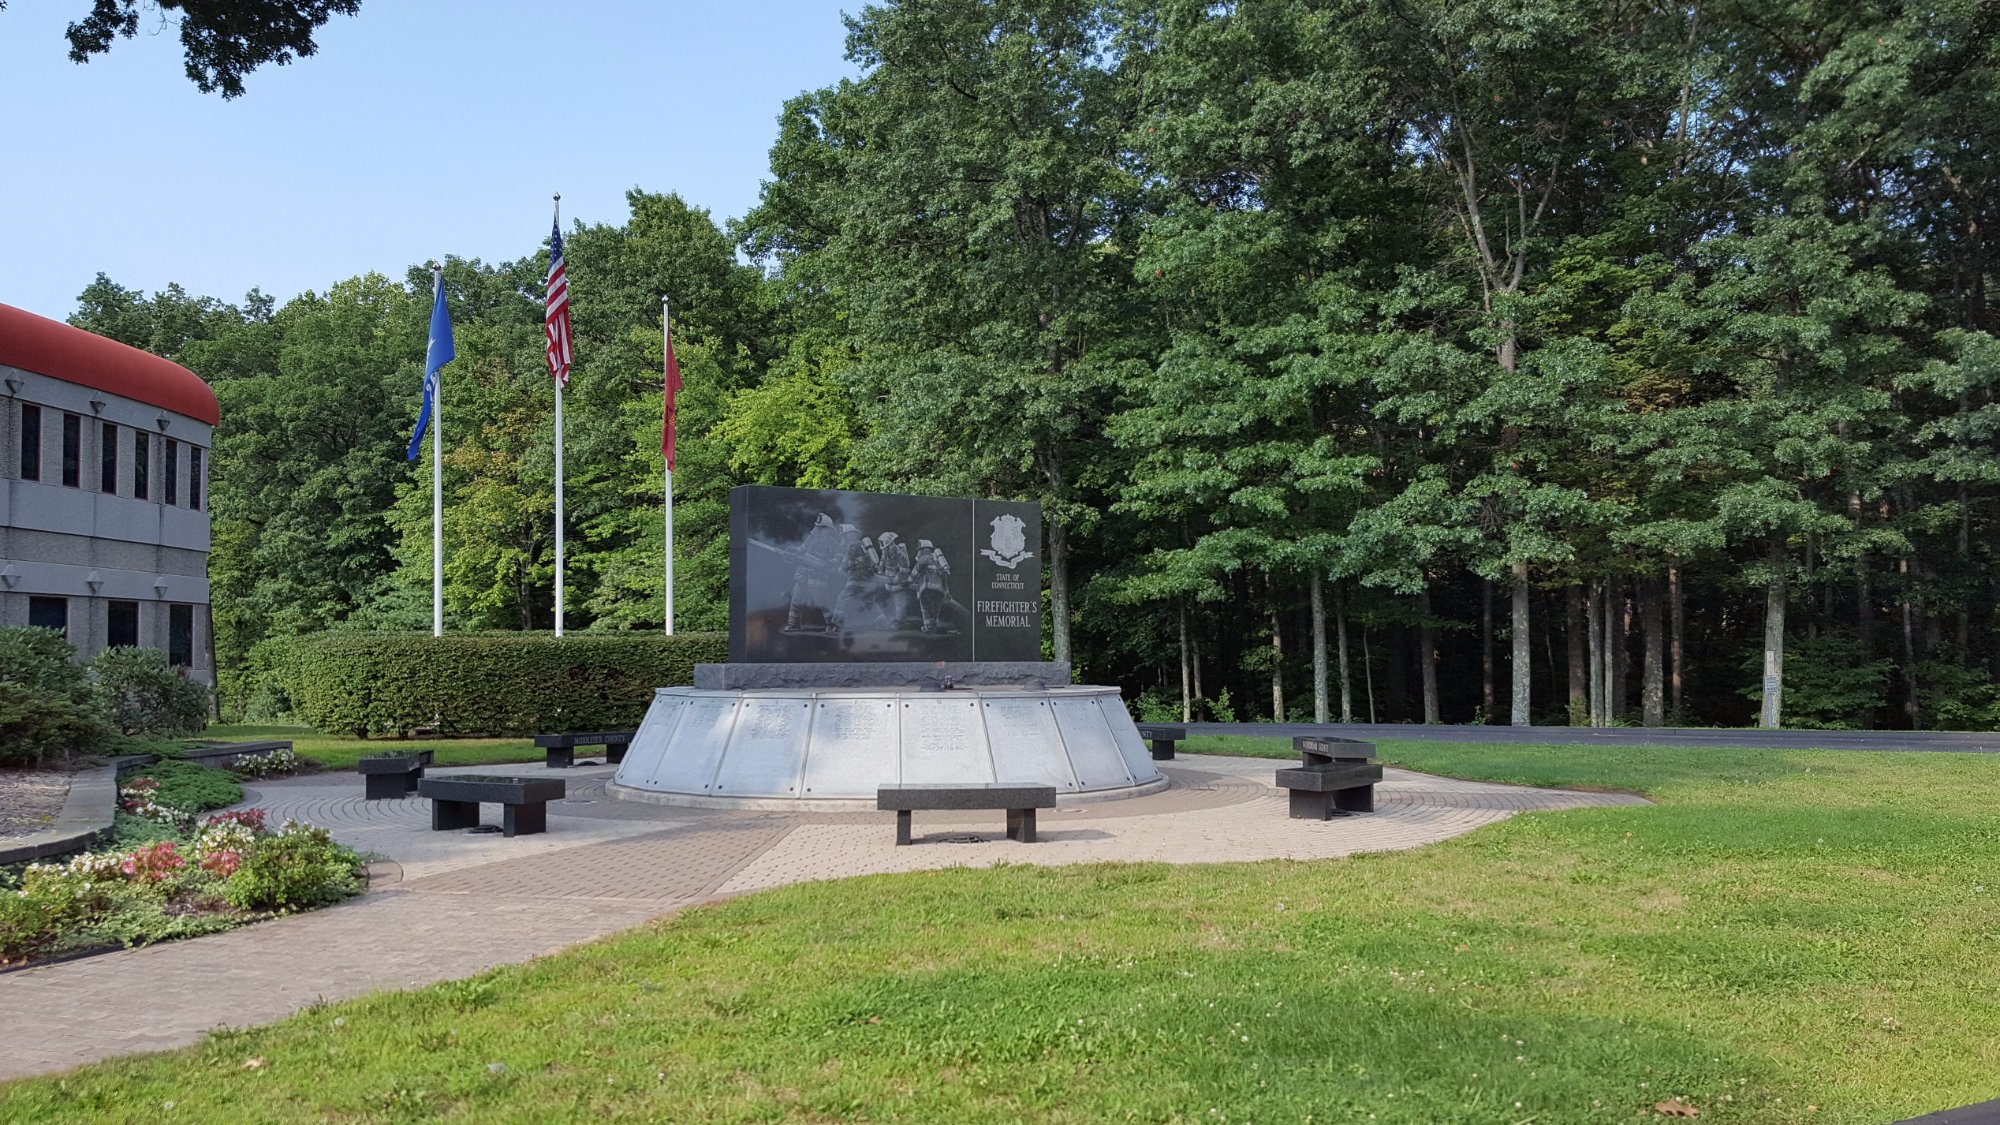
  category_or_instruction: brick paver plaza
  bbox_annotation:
[0,754,1645,1080]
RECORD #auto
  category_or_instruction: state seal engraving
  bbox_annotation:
[980,513,1035,569]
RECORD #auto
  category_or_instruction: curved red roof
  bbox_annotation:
[0,302,219,426]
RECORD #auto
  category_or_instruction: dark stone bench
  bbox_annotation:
[1276,736,1381,819]
[418,776,566,837]
[358,752,430,799]
[534,730,635,769]
[877,783,1058,845]
[1134,723,1186,761]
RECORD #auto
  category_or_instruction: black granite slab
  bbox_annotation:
[876,783,1057,810]
[728,485,1043,663]
[693,661,1071,691]
[418,777,567,805]
[1274,763,1384,792]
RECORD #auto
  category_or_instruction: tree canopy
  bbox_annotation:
[76,0,2000,732]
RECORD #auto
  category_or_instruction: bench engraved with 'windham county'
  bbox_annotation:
[876,783,1058,845]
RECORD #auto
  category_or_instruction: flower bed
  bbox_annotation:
[1,795,362,968]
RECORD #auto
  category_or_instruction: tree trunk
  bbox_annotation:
[1567,584,1587,724]
[1900,556,1920,727]
[1362,625,1378,723]
[1269,584,1285,724]
[1049,520,1071,667]
[1760,539,1787,729]
[1178,603,1191,724]
[1335,580,1353,723]
[1191,623,1204,714]
[1310,570,1330,724]
[1613,582,1631,721]
[1642,574,1665,727]
[1481,579,1495,722]
[1418,586,1440,724]
[1668,562,1684,717]
[1586,583,1604,727]
[1511,561,1531,726]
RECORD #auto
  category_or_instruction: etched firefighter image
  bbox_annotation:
[761,511,970,640]
[782,513,844,634]
[911,539,956,634]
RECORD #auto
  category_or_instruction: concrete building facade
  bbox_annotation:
[0,303,217,684]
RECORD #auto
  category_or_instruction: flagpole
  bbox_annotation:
[431,263,444,639]
[552,195,565,638]
[663,295,675,637]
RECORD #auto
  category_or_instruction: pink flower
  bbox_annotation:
[199,849,242,877]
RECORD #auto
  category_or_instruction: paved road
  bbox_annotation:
[1178,721,2000,753]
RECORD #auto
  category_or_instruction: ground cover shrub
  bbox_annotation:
[221,821,362,911]
[280,630,726,736]
[230,746,302,777]
[0,627,109,764]
[91,646,211,736]
[2,805,359,965]
[121,760,243,813]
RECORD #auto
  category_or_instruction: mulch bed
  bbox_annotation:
[0,770,76,840]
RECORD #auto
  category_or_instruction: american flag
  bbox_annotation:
[545,217,573,388]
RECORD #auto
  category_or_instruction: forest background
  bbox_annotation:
[68,0,2000,732]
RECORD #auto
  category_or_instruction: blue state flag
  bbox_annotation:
[406,271,455,461]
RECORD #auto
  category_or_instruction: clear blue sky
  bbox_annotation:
[3,1,859,320]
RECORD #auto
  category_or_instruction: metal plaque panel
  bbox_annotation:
[710,696,814,798]
[1052,695,1134,791]
[983,697,1079,791]
[1101,700,1164,781]
[729,485,1041,664]
[898,697,993,786]
[649,695,741,793]
[614,691,691,789]
[800,696,900,799]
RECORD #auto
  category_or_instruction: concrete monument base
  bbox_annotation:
[609,683,1168,811]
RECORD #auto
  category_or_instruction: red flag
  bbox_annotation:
[662,313,682,472]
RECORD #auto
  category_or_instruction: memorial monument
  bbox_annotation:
[611,486,1167,809]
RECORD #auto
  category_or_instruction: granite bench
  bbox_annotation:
[357,752,430,799]
[1134,723,1186,761]
[417,776,566,837]
[877,783,1058,845]
[1275,736,1382,819]
[534,730,635,769]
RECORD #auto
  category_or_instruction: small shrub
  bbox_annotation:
[223,821,362,912]
[91,646,210,736]
[1740,630,1889,729]
[118,842,186,884]
[231,747,302,777]
[1131,687,1182,724]
[0,627,108,765]
[123,760,243,814]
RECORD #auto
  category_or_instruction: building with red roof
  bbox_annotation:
[1,303,215,685]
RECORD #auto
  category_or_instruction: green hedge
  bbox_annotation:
[280,632,727,737]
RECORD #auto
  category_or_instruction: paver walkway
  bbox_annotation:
[0,754,1645,1082]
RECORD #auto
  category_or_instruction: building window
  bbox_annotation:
[18,404,39,481]
[100,422,118,494]
[168,604,194,667]
[109,600,139,648]
[28,596,68,636]
[164,439,179,506]
[61,413,81,487]
[189,446,203,511]
[134,430,150,499]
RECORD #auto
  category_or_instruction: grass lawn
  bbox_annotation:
[4,744,1997,1123]
[200,723,542,771]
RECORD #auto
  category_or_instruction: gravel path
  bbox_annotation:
[0,771,74,839]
